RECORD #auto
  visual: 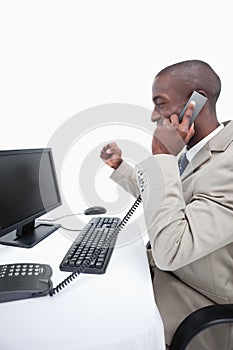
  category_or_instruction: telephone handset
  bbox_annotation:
[178,91,208,125]
[0,263,52,303]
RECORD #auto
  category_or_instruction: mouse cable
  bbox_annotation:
[37,213,87,232]
[36,212,83,222]
[60,226,82,232]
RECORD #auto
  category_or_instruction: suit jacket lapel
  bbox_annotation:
[181,120,233,180]
[181,144,211,179]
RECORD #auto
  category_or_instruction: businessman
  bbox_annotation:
[100,60,233,349]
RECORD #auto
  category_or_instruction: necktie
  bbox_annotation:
[179,152,189,175]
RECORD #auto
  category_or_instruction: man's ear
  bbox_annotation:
[196,90,207,98]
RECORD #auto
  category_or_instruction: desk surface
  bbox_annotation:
[0,222,165,350]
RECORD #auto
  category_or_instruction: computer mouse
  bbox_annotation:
[84,206,107,215]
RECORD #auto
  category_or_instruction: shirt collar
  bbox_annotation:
[186,124,224,162]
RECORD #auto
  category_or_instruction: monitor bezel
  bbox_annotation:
[0,147,62,238]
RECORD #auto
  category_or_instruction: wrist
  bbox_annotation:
[152,147,170,155]
[110,159,123,169]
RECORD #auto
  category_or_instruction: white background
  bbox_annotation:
[0,0,232,217]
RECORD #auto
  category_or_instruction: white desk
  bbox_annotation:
[0,222,165,350]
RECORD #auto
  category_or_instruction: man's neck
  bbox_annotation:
[186,123,224,162]
[188,121,220,148]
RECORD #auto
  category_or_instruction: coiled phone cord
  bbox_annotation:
[117,195,142,232]
[49,195,142,296]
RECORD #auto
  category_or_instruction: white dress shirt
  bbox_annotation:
[186,123,224,162]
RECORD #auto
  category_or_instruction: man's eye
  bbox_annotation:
[155,103,164,109]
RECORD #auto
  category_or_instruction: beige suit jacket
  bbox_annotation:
[111,120,233,347]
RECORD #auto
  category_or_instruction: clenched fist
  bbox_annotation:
[100,142,123,169]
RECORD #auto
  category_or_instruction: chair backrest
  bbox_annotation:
[170,304,233,350]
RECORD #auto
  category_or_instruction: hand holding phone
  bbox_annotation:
[179,91,207,126]
[152,91,207,155]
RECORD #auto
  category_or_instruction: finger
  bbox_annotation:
[100,150,111,160]
[170,114,179,127]
[106,146,118,155]
[102,144,114,155]
[100,146,115,157]
[184,123,195,143]
[102,143,112,152]
[107,141,119,149]
[105,142,119,154]
[181,101,196,130]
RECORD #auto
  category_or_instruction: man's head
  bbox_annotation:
[151,59,221,145]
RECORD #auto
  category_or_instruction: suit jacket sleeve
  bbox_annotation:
[136,154,233,271]
[110,161,140,198]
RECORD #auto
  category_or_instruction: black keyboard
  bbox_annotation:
[59,216,121,274]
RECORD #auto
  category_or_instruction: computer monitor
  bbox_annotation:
[0,148,62,248]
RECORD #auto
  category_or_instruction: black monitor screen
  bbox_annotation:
[0,148,62,248]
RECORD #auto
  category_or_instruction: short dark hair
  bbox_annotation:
[156,60,221,104]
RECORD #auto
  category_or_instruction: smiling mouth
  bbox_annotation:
[155,119,164,126]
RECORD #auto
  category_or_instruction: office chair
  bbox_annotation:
[145,244,233,348]
[170,303,233,350]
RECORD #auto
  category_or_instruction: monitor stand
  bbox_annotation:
[0,220,61,248]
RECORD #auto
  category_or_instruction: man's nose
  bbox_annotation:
[151,109,161,122]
